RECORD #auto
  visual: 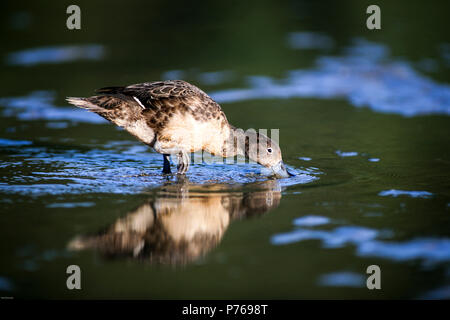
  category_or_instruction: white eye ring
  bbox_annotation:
[267,148,273,154]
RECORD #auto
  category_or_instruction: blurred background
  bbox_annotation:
[0,0,449,299]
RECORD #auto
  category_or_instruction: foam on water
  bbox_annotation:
[211,39,450,117]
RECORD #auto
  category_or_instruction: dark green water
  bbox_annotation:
[1,0,450,299]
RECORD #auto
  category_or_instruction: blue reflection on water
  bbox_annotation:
[293,215,330,227]
[211,38,450,117]
[0,91,106,123]
[0,138,32,147]
[378,189,433,198]
[356,238,450,263]
[318,272,365,288]
[46,202,95,208]
[336,150,358,157]
[6,44,104,66]
[272,217,450,265]
[272,226,378,248]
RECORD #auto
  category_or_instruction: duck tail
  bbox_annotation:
[66,96,107,113]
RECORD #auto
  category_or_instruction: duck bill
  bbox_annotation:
[270,161,294,178]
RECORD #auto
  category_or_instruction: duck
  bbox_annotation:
[67,80,291,177]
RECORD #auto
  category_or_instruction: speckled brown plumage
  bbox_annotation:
[72,80,228,134]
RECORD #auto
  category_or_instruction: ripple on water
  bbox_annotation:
[0,141,320,196]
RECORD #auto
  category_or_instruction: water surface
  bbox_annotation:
[1,0,449,299]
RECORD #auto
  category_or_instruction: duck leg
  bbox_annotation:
[162,154,171,174]
[177,151,190,175]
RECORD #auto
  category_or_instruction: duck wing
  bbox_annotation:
[97,80,201,100]
[96,80,227,121]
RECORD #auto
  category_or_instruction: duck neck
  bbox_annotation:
[222,125,248,158]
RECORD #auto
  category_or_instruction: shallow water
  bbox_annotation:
[1,0,450,299]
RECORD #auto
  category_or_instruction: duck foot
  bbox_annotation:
[177,151,190,175]
[162,154,171,174]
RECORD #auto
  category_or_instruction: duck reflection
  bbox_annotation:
[68,179,282,265]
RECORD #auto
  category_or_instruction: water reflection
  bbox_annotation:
[68,179,282,265]
[6,44,104,66]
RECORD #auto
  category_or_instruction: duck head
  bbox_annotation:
[251,133,293,178]
[230,128,293,178]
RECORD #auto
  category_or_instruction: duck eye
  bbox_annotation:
[267,148,273,154]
